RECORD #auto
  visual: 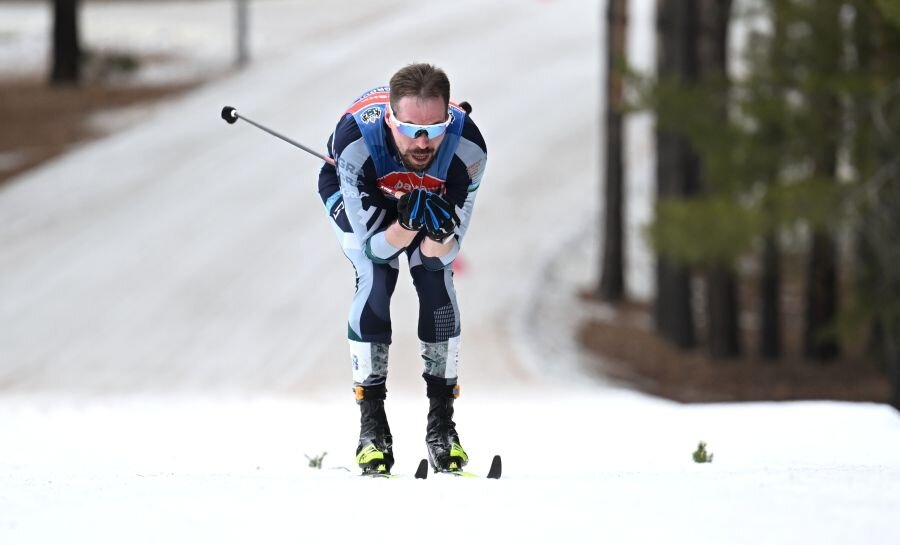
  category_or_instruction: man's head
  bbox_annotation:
[387,63,452,171]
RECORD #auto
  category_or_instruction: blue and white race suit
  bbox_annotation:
[317,87,487,389]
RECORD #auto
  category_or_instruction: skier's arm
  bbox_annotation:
[331,117,405,263]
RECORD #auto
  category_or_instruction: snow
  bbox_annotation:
[1,1,899,544]
[3,392,899,544]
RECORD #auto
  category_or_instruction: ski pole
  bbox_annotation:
[221,105,405,199]
[220,106,335,166]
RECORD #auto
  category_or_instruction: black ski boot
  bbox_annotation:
[424,379,469,472]
[355,384,394,475]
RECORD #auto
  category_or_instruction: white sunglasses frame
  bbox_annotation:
[387,102,452,140]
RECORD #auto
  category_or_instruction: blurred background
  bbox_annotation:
[587,0,900,408]
[1,0,898,410]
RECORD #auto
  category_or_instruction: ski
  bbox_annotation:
[357,455,502,479]
[487,454,502,479]
[357,459,428,479]
[414,458,430,479]
[414,454,502,479]
[359,472,400,479]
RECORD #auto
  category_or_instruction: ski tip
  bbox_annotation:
[414,458,429,480]
[487,454,502,479]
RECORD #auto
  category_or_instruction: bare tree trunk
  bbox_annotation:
[653,138,698,349]
[655,258,696,348]
[801,2,842,363]
[706,264,741,358]
[867,0,900,409]
[856,149,900,408]
[756,0,791,363]
[695,0,738,360]
[888,331,900,411]
[654,0,698,349]
[50,0,81,85]
[598,0,628,302]
[695,0,730,73]
[805,230,840,361]
[759,234,781,360]
[804,94,841,363]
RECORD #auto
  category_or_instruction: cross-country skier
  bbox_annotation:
[317,63,487,475]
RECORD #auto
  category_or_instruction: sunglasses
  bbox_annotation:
[388,103,452,140]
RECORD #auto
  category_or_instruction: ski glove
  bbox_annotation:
[423,193,460,243]
[397,188,429,231]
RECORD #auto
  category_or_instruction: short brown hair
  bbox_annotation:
[389,63,450,114]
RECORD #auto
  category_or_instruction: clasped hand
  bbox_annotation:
[397,189,460,242]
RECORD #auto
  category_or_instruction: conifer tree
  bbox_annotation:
[642,0,899,381]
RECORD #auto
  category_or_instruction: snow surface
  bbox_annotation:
[1,1,899,544]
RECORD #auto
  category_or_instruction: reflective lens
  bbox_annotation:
[389,104,451,140]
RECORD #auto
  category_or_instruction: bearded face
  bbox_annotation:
[387,96,449,171]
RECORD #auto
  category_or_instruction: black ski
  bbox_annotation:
[486,454,502,479]
[414,454,502,479]
[414,458,429,479]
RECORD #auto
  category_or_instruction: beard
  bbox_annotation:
[401,146,436,171]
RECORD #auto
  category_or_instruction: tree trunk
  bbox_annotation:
[804,90,841,363]
[695,0,730,74]
[654,0,698,349]
[706,264,740,358]
[756,0,790,363]
[50,0,81,85]
[868,1,900,410]
[653,135,698,349]
[695,0,738,360]
[804,230,839,361]
[801,1,842,363]
[598,0,628,302]
[759,234,781,360]
[655,257,696,348]
[888,333,900,412]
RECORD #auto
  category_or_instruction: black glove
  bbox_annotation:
[396,188,428,231]
[423,193,460,242]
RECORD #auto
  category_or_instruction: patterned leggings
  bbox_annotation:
[327,197,461,389]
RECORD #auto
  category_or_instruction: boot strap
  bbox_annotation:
[354,383,387,401]
[426,382,460,399]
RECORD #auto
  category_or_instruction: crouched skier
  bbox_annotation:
[316,63,487,475]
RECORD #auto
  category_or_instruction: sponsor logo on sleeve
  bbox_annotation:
[338,157,363,186]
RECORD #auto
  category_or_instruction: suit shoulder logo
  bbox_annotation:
[361,107,382,124]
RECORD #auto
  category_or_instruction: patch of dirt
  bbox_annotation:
[577,298,892,404]
[0,76,199,186]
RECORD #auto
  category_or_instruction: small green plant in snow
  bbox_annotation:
[693,441,714,463]
[305,451,328,469]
